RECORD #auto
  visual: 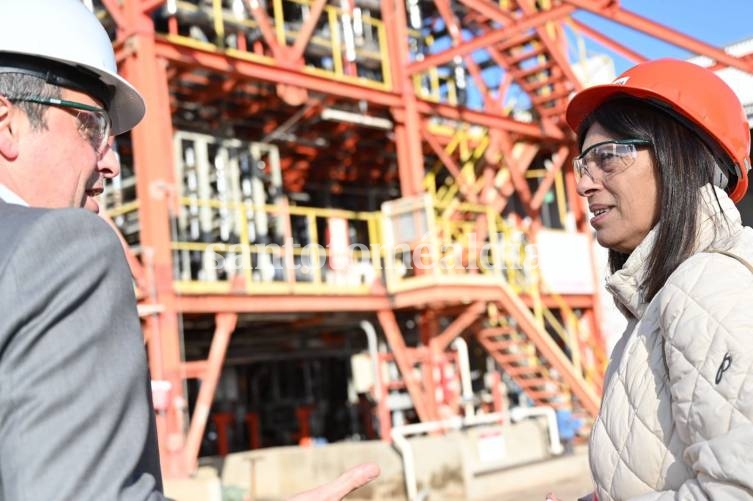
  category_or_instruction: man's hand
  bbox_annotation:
[286,463,380,501]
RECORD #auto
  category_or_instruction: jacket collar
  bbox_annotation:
[605,184,742,319]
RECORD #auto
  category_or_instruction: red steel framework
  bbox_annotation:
[98,0,753,477]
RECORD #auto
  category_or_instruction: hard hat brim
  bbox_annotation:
[565,78,751,203]
[0,49,145,135]
[565,83,658,135]
[98,70,146,135]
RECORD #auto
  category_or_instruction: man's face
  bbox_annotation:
[10,88,118,213]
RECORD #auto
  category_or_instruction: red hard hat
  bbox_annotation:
[566,58,751,202]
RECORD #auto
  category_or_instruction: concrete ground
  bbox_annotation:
[475,446,593,501]
[166,438,593,501]
[494,475,594,501]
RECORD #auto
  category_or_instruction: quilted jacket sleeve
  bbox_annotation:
[634,252,753,500]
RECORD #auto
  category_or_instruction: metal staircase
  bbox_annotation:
[476,324,567,409]
[480,279,602,418]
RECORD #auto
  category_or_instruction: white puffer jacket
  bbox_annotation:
[589,185,753,501]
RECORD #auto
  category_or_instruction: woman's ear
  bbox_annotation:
[0,95,20,161]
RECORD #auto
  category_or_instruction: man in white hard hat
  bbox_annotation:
[0,0,165,498]
[0,1,378,499]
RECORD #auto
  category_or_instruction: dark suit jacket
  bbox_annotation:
[0,199,165,500]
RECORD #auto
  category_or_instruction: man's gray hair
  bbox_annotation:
[0,73,62,130]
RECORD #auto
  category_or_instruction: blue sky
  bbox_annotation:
[572,0,753,74]
[425,2,753,110]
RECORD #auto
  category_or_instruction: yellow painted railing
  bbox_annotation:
[413,67,459,106]
[381,195,539,294]
[171,197,382,295]
[107,199,140,219]
[107,194,602,391]
[161,0,391,89]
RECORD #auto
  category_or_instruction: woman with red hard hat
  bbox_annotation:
[551,58,753,501]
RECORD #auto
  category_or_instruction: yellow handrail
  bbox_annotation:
[106,200,140,219]
[161,0,391,88]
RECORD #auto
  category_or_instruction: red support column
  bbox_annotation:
[377,353,392,441]
[211,412,236,456]
[120,2,185,478]
[295,405,314,444]
[245,412,261,450]
[377,310,436,422]
[383,0,425,197]
[419,346,440,423]
[183,313,239,472]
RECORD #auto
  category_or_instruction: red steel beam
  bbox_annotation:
[517,0,583,93]
[390,284,596,310]
[101,0,127,32]
[420,347,440,420]
[155,39,403,107]
[174,288,595,314]
[492,142,539,214]
[418,310,439,346]
[407,4,574,76]
[141,0,167,14]
[705,54,753,73]
[496,71,513,109]
[121,2,186,477]
[530,145,569,212]
[498,132,533,210]
[456,0,516,25]
[289,0,329,62]
[377,310,436,422]
[565,0,753,74]
[176,293,392,313]
[434,0,500,111]
[388,0,427,196]
[416,100,565,140]
[568,17,648,64]
[421,124,478,202]
[431,301,487,353]
[243,0,286,60]
[181,360,208,380]
[156,39,563,140]
[497,31,540,52]
[495,282,601,417]
[183,313,238,472]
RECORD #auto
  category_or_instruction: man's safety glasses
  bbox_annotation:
[573,139,652,183]
[12,96,111,156]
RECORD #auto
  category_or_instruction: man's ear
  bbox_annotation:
[0,95,19,161]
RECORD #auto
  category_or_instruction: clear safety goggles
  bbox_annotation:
[12,96,111,156]
[573,139,652,183]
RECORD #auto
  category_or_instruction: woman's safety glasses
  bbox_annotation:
[573,139,651,183]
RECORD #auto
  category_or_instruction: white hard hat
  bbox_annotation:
[0,0,145,134]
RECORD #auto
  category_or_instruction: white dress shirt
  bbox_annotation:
[0,184,28,206]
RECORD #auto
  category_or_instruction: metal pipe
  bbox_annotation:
[391,407,563,500]
[390,412,506,501]
[359,320,382,405]
[451,337,474,418]
[509,406,564,456]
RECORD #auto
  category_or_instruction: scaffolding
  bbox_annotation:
[94,0,753,477]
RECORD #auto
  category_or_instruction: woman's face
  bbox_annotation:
[576,122,660,253]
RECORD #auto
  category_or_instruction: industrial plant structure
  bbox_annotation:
[92,0,753,479]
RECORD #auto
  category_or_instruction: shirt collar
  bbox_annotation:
[0,184,29,207]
